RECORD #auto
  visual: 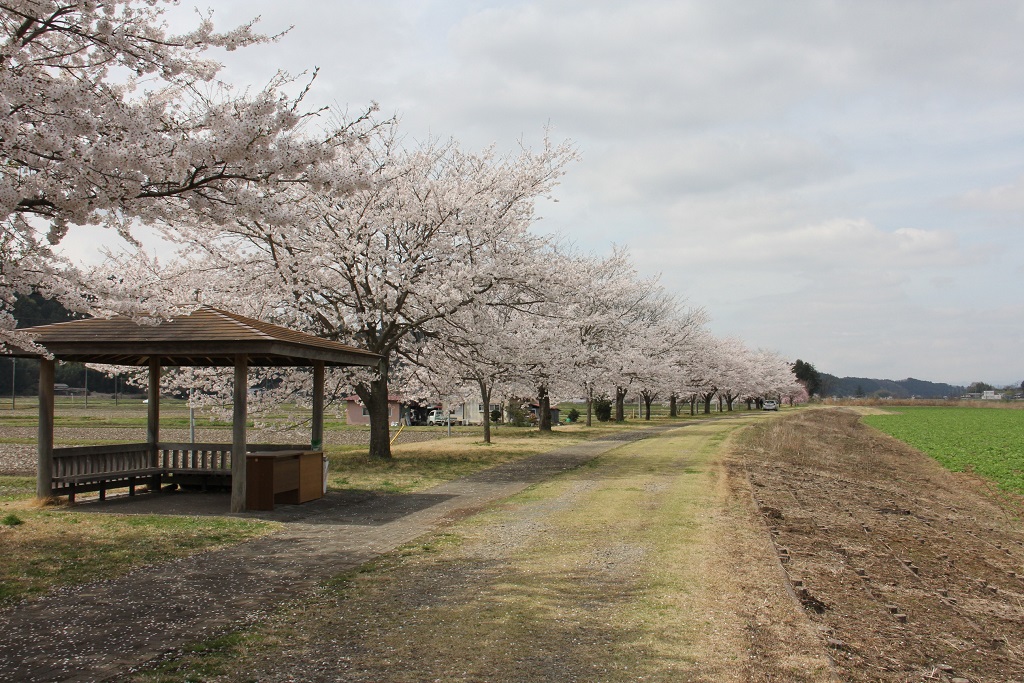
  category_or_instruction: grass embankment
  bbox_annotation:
[862,406,1024,494]
[131,413,829,683]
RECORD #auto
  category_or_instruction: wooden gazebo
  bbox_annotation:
[6,307,380,512]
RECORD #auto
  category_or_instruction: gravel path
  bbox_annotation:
[0,425,678,683]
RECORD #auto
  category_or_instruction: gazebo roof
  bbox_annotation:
[8,306,380,368]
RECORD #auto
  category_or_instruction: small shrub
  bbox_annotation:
[507,402,530,427]
[490,408,502,423]
[566,408,580,423]
[1,513,24,526]
[594,396,612,422]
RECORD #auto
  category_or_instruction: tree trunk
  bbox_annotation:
[642,391,653,420]
[669,394,678,417]
[538,385,552,432]
[586,385,593,427]
[615,386,627,422]
[703,392,713,415]
[355,360,392,459]
[479,379,493,444]
[690,395,696,416]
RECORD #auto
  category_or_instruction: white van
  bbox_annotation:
[427,409,462,426]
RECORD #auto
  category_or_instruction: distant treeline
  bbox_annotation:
[820,374,964,399]
[0,294,133,396]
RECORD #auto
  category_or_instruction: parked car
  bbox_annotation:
[426,409,462,426]
[763,400,779,411]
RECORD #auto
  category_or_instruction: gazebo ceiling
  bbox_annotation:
[7,306,380,368]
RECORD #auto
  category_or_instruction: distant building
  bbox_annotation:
[344,395,406,425]
[981,390,1001,400]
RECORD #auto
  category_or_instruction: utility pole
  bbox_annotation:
[10,358,14,411]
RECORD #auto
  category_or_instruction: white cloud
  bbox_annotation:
[577,133,847,203]
[958,175,1024,215]
[60,0,1024,385]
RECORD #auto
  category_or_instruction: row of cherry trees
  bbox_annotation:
[1,2,807,460]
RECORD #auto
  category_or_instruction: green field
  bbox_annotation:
[863,406,1024,493]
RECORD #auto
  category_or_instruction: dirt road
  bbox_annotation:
[127,416,831,682]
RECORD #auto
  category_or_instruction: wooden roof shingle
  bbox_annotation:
[7,307,380,368]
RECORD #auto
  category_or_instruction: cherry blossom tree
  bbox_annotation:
[600,274,678,422]
[1,0,364,351]
[638,307,710,419]
[428,276,557,442]
[555,247,637,426]
[130,129,576,458]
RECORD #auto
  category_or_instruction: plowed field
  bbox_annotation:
[737,408,1024,682]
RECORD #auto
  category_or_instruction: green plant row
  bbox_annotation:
[863,407,1024,494]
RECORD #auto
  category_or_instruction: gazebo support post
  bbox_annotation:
[147,358,161,492]
[231,354,248,512]
[36,358,55,499]
[312,361,324,451]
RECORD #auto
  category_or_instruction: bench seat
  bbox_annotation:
[53,468,165,502]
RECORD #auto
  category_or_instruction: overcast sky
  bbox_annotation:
[67,1,1024,386]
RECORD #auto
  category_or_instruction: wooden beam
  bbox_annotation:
[147,358,162,492]
[312,361,324,451]
[36,359,54,499]
[231,354,248,512]
[147,358,160,463]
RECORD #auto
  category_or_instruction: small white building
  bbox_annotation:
[982,390,1001,400]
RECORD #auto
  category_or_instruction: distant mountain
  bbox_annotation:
[820,374,964,399]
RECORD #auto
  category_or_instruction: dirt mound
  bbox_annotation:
[736,408,1024,682]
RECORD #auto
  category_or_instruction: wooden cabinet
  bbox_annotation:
[246,450,324,510]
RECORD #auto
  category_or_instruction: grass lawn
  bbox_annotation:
[0,504,274,607]
[326,421,649,493]
[863,406,1024,494]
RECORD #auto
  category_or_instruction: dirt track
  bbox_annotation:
[737,408,1024,683]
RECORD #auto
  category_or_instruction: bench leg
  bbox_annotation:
[67,485,76,504]
[128,477,136,496]
[99,485,106,501]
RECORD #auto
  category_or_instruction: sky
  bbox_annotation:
[63,0,1024,386]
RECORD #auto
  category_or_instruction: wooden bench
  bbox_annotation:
[159,443,232,491]
[55,468,165,503]
[49,443,320,505]
[52,443,161,503]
